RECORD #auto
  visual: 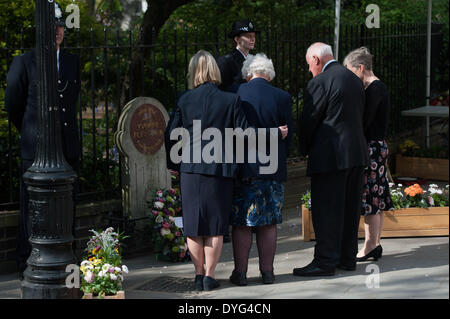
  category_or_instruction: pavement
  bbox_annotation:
[0,206,448,300]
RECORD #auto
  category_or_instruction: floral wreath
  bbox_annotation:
[147,187,188,262]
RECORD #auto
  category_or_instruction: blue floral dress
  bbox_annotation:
[231,178,285,226]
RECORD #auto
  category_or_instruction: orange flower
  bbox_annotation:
[404,184,424,197]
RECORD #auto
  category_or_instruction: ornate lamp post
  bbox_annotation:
[21,0,79,299]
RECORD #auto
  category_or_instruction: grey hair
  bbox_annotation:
[241,53,276,81]
[306,42,334,59]
[343,47,373,70]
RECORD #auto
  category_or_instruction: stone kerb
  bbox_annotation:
[114,97,171,220]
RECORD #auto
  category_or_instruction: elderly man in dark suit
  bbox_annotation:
[293,42,369,276]
[4,2,81,275]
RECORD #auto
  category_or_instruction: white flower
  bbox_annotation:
[169,216,175,222]
[102,263,111,272]
[115,267,122,273]
[84,271,94,283]
[155,215,163,223]
[110,274,118,281]
[121,265,129,274]
[154,201,165,209]
[398,184,403,187]
[81,260,90,267]
[429,184,439,188]
[160,228,171,236]
[98,271,105,278]
[389,183,395,188]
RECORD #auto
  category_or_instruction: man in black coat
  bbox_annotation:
[217,19,257,93]
[293,42,369,276]
[4,2,81,274]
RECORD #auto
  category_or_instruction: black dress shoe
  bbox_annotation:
[336,263,356,271]
[229,270,247,286]
[261,271,275,284]
[293,262,335,277]
[194,274,204,291]
[203,276,220,291]
[356,245,382,262]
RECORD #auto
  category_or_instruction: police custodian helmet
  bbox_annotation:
[54,1,66,27]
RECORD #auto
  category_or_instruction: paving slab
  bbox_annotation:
[0,206,448,300]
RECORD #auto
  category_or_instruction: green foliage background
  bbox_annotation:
[0,0,448,205]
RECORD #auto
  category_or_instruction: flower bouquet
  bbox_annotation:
[390,183,449,209]
[148,187,188,262]
[80,227,129,298]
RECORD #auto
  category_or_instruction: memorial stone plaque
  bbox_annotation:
[114,97,171,220]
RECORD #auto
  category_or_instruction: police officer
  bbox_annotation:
[217,19,258,93]
[4,2,81,276]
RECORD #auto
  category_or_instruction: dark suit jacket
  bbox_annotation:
[236,78,293,182]
[299,61,369,176]
[216,49,246,93]
[164,82,272,178]
[5,49,81,161]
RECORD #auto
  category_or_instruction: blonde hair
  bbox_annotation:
[343,47,373,71]
[188,50,221,89]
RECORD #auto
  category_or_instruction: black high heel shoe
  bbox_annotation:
[229,270,247,286]
[356,245,382,262]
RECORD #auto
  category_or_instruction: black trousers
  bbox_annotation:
[310,166,365,269]
[18,158,79,270]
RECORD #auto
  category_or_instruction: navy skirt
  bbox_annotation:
[180,172,233,237]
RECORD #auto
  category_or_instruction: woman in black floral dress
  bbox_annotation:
[344,47,394,262]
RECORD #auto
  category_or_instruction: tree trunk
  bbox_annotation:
[120,0,194,107]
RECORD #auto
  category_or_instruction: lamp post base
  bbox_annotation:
[21,280,81,299]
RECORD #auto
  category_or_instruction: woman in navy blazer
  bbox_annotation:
[165,50,287,291]
[229,53,293,286]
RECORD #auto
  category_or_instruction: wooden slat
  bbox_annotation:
[396,154,449,181]
[302,206,449,241]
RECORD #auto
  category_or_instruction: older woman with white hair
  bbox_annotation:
[165,50,288,292]
[229,53,293,286]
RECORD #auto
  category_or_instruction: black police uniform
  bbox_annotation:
[5,48,81,271]
[217,49,246,93]
[217,19,258,93]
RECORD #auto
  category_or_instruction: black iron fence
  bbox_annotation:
[0,23,444,209]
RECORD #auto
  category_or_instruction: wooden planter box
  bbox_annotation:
[396,154,449,181]
[82,290,125,299]
[301,205,449,241]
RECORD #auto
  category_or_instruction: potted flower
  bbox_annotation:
[395,139,449,181]
[147,187,188,262]
[301,184,449,241]
[80,227,129,299]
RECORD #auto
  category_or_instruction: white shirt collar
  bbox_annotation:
[236,47,248,59]
[322,59,336,72]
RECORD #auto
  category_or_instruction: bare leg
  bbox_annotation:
[187,236,205,276]
[255,225,277,273]
[357,214,380,257]
[376,212,384,246]
[232,226,253,272]
[203,236,223,278]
